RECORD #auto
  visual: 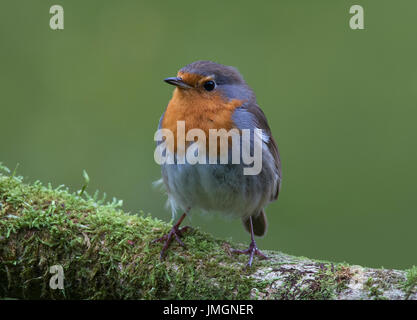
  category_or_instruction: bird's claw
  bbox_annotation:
[231,240,268,268]
[151,225,191,260]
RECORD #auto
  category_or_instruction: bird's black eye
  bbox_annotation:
[203,80,216,91]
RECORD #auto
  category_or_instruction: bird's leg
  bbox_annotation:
[151,212,191,260]
[231,216,268,267]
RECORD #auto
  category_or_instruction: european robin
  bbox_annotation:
[152,61,282,267]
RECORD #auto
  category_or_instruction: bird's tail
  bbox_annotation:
[242,210,268,237]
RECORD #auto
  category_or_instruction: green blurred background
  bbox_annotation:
[1,1,416,269]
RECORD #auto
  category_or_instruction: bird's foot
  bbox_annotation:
[231,239,268,268]
[151,225,191,260]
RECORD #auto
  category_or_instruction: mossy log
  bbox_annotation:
[0,167,416,300]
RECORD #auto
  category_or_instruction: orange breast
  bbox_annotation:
[161,88,243,153]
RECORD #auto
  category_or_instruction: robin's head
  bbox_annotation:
[161,61,257,146]
[164,61,254,102]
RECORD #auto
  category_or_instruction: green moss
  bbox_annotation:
[402,266,417,300]
[0,166,258,299]
[364,277,387,300]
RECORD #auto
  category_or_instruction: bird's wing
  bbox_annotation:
[232,102,282,200]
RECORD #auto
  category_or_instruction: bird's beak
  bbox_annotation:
[164,77,192,89]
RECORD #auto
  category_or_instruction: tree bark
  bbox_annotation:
[245,251,416,300]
